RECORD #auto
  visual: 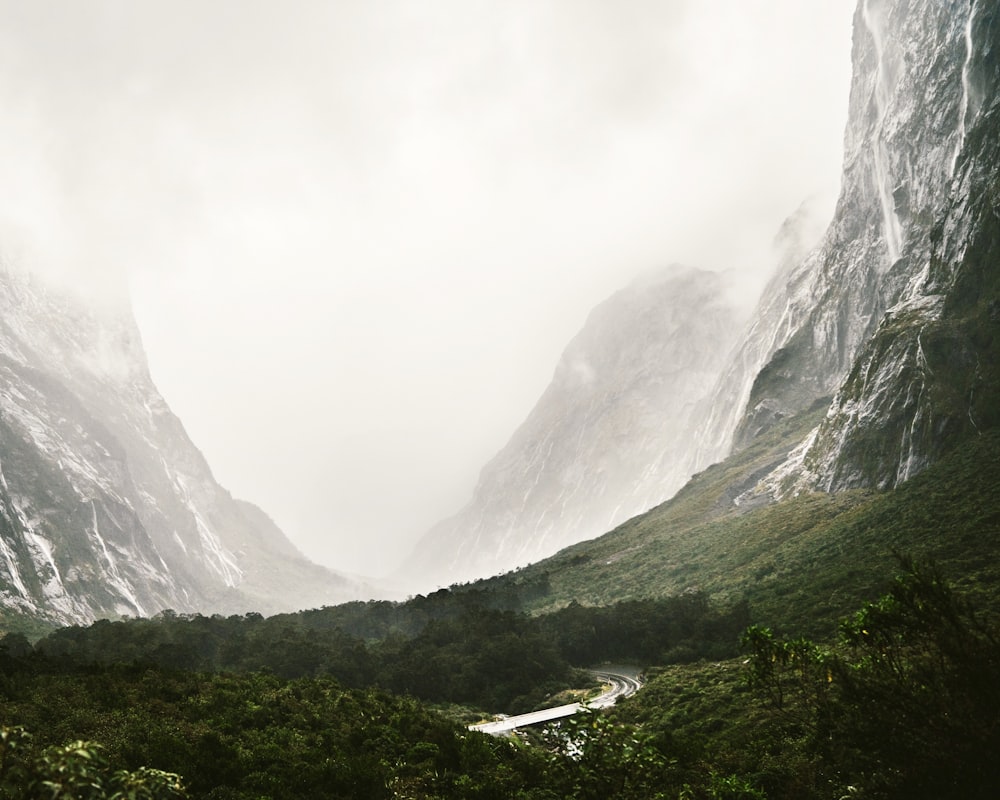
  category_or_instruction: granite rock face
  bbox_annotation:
[0,268,359,626]
[409,0,1000,587]
[703,0,979,460]
[735,0,1000,500]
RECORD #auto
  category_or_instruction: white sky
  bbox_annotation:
[0,1,855,579]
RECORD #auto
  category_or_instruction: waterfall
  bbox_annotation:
[950,0,977,178]
[862,0,903,264]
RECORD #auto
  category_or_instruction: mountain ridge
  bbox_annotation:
[405,265,748,589]
[748,0,1000,499]
[0,265,361,627]
[405,0,1000,592]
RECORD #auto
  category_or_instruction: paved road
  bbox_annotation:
[587,671,643,709]
[469,669,642,735]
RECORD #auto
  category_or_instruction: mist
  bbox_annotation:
[0,1,854,578]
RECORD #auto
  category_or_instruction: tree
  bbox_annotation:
[541,709,676,799]
[0,726,187,800]
[825,557,1000,798]
[743,558,1000,799]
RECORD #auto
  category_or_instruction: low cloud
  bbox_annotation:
[0,1,855,576]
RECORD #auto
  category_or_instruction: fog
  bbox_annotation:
[0,1,854,579]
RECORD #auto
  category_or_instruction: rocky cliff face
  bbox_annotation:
[733,0,1000,500]
[0,267,359,627]
[408,0,1000,587]
[684,198,835,474]
[704,0,973,457]
[407,267,745,587]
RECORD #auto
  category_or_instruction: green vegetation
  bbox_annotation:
[0,667,547,799]
[3,548,998,797]
[0,726,187,799]
[3,387,1000,798]
[483,421,1000,636]
[609,558,1000,799]
[6,558,997,797]
[0,636,794,799]
[26,586,746,715]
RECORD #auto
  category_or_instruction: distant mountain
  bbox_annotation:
[405,266,747,588]
[0,267,361,627]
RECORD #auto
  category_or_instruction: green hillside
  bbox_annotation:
[5,402,1000,800]
[479,407,1000,637]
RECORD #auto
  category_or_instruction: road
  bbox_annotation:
[469,669,643,736]
[586,671,643,709]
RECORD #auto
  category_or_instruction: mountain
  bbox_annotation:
[691,0,989,470]
[0,266,361,628]
[481,0,1000,615]
[408,0,1000,591]
[405,266,748,588]
[731,0,999,500]
[6,0,994,625]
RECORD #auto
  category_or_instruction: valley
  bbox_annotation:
[1,0,999,797]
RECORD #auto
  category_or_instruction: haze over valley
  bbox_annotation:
[0,0,853,583]
[2,1,1000,797]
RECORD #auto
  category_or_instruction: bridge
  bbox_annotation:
[469,670,642,736]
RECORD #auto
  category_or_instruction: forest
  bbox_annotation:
[1,558,999,799]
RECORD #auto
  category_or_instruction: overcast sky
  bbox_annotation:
[0,1,855,580]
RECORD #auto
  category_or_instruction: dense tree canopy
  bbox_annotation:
[2,559,997,798]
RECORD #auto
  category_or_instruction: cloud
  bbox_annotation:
[0,0,855,576]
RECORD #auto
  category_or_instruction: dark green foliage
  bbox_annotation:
[0,726,187,800]
[0,586,761,798]
[5,558,1000,799]
[739,626,829,714]
[539,594,749,665]
[537,708,772,800]
[823,558,1000,799]
[740,559,1000,799]
[30,584,745,714]
[32,603,575,713]
[373,609,572,712]
[540,709,677,799]
[0,664,557,799]
[0,658,753,800]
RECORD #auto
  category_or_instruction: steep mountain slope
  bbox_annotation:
[457,0,1000,605]
[407,267,746,588]
[778,0,1000,494]
[694,0,985,471]
[685,198,835,472]
[484,411,1000,636]
[0,266,360,627]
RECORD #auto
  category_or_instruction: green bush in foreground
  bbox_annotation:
[0,726,187,800]
[742,557,1000,799]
